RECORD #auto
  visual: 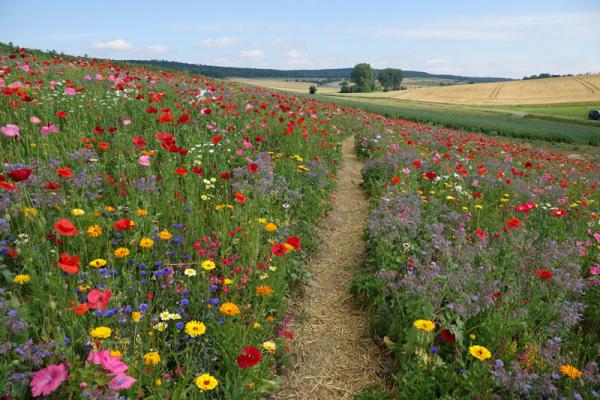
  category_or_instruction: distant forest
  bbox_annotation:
[125,59,512,83]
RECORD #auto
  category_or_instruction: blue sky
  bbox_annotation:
[1,0,599,78]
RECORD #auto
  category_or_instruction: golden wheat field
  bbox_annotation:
[363,74,600,105]
[230,78,341,93]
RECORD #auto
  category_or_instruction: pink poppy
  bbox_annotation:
[590,266,600,275]
[138,155,151,167]
[40,124,59,136]
[1,124,20,137]
[30,116,41,124]
[30,363,68,397]
[64,87,76,96]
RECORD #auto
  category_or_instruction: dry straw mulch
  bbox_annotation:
[271,137,383,400]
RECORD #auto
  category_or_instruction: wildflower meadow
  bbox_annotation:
[1,43,599,400]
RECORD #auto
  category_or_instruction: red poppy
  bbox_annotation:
[55,111,67,118]
[54,252,80,274]
[192,167,203,176]
[412,160,421,169]
[212,135,222,144]
[507,218,522,229]
[272,243,287,256]
[157,113,174,123]
[177,114,191,124]
[475,229,486,239]
[54,219,78,236]
[113,218,133,230]
[235,192,247,203]
[285,236,302,250]
[87,289,112,310]
[98,142,110,151]
[551,209,566,218]
[391,176,400,184]
[8,168,32,182]
[66,302,89,316]
[175,167,187,176]
[439,328,456,343]
[236,346,262,368]
[0,181,17,191]
[219,172,230,179]
[132,136,146,148]
[93,125,104,134]
[248,163,258,173]
[57,167,75,178]
[424,171,437,180]
[44,181,59,190]
[535,269,553,281]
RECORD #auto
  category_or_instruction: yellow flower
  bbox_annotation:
[104,206,116,213]
[184,268,197,277]
[77,284,90,292]
[114,247,129,258]
[159,311,171,321]
[86,224,103,238]
[446,195,455,201]
[90,326,112,339]
[89,258,107,268]
[131,312,141,322]
[71,208,85,216]
[262,340,277,353]
[283,243,295,251]
[475,204,483,209]
[144,351,160,366]
[158,230,172,240]
[195,373,218,391]
[264,222,277,232]
[110,350,123,357]
[201,260,216,271]
[139,238,154,248]
[219,302,240,316]
[135,209,149,216]
[13,274,31,285]
[223,278,233,285]
[469,345,492,361]
[256,285,273,297]
[257,218,267,224]
[469,333,476,340]
[185,321,206,337]
[253,322,262,329]
[413,319,436,332]
[22,207,38,217]
[153,322,167,331]
[155,378,162,386]
[297,165,309,172]
[559,364,582,379]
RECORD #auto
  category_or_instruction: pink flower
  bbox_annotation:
[109,373,136,390]
[1,124,20,137]
[138,155,151,167]
[30,116,41,124]
[64,87,76,96]
[84,75,92,80]
[87,350,129,374]
[40,124,59,136]
[95,74,103,80]
[591,266,600,275]
[122,119,132,126]
[30,363,68,397]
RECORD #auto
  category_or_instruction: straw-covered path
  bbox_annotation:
[272,136,383,400]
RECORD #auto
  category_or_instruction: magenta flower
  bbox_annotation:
[1,124,20,137]
[40,124,59,136]
[109,373,136,390]
[591,266,600,275]
[64,87,76,96]
[30,363,68,397]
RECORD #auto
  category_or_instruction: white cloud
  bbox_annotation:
[146,44,169,55]
[90,38,133,50]
[200,36,244,48]
[286,50,311,67]
[240,49,265,61]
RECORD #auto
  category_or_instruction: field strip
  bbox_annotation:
[271,137,383,400]
[573,77,598,93]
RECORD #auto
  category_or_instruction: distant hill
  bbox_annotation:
[125,59,511,83]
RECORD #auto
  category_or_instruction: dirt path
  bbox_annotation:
[272,136,382,400]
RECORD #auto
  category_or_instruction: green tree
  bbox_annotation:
[308,85,317,94]
[350,63,376,92]
[378,68,403,91]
